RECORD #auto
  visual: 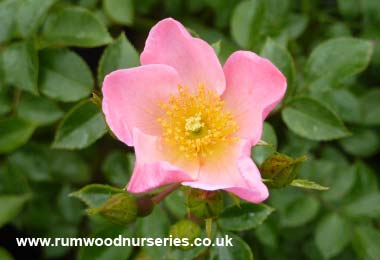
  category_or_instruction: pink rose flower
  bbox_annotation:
[102,18,286,203]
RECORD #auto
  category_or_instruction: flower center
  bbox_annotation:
[157,85,239,159]
[185,113,204,133]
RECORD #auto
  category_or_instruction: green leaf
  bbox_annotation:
[2,41,38,94]
[57,185,83,224]
[171,246,207,260]
[8,144,51,182]
[254,222,278,248]
[280,196,320,227]
[361,0,380,24]
[70,184,123,208]
[79,0,99,9]
[0,117,36,154]
[353,225,380,260]
[349,161,379,199]
[299,159,356,202]
[325,89,361,123]
[211,41,221,56]
[260,38,295,89]
[281,130,318,157]
[97,33,139,84]
[290,179,329,190]
[53,100,107,149]
[0,163,30,195]
[0,87,12,116]
[359,89,380,125]
[39,48,94,102]
[18,93,63,125]
[79,226,133,260]
[41,7,112,47]
[137,207,170,259]
[230,0,266,49]
[284,14,308,40]
[44,223,78,258]
[0,0,18,43]
[0,247,14,260]
[0,194,31,228]
[251,122,277,165]
[337,0,360,18]
[315,213,351,259]
[102,151,134,187]
[322,164,356,202]
[16,0,57,38]
[305,38,373,91]
[282,97,350,141]
[164,189,186,219]
[343,193,380,219]
[103,0,134,26]
[339,128,379,157]
[218,203,274,231]
[50,150,90,183]
[210,232,253,260]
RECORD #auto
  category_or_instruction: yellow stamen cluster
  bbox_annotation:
[157,85,239,159]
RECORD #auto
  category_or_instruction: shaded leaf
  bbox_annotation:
[0,194,31,228]
[0,117,36,154]
[137,207,170,259]
[315,213,351,259]
[0,247,13,260]
[343,193,380,219]
[18,93,63,125]
[8,144,51,182]
[281,196,320,227]
[359,89,380,125]
[339,128,379,157]
[102,151,134,187]
[50,150,90,183]
[79,226,132,260]
[353,225,380,260]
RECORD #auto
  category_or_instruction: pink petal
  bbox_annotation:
[182,139,268,203]
[127,129,199,193]
[102,64,180,146]
[141,18,225,94]
[222,51,287,146]
[225,157,269,203]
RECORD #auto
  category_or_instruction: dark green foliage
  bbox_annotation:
[0,0,379,259]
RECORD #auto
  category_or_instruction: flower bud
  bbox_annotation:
[98,193,138,225]
[186,189,224,219]
[169,219,201,250]
[260,153,307,188]
[136,196,154,217]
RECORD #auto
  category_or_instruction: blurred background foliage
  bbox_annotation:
[0,0,379,259]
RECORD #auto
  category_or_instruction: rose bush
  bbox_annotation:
[0,0,379,260]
